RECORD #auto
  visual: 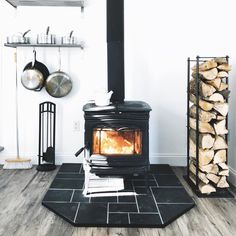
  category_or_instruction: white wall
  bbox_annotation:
[1,0,236,184]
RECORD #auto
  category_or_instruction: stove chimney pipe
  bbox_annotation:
[107,0,125,103]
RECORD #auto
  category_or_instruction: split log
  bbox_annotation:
[190,94,214,111]
[206,78,221,90]
[214,103,229,116]
[214,119,228,135]
[217,64,232,72]
[189,105,216,122]
[199,164,219,174]
[189,117,215,134]
[190,79,216,97]
[219,169,229,176]
[218,71,229,78]
[217,176,229,188]
[214,150,226,163]
[192,60,217,71]
[213,136,228,150]
[206,173,220,184]
[218,82,228,91]
[216,115,225,121]
[214,57,227,64]
[189,139,214,165]
[204,93,224,103]
[189,173,216,194]
[201,68,218,80]
[218,162,229,170]
[189,162,209,184]
[189,129,215,149]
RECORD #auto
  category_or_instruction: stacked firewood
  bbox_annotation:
[189,57,231,194]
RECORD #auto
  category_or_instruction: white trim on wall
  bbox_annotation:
[0,152,187,166]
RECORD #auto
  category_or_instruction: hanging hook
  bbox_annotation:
[32,49,36,67]
[58,47,61,71]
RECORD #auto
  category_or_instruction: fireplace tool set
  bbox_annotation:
[37,102,56,171]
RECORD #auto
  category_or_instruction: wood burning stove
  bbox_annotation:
[75,0,152,192]
[82,101,151,175]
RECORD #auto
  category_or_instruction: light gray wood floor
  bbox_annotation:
[0,166,235,236]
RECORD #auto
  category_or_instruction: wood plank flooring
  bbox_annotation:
[0,166,235,236]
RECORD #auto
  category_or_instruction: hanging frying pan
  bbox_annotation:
[21,50,49,91]
[45,48,72,98]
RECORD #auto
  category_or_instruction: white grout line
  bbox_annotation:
[156,202,194,205]
[58,172,81,174]
[79,164,83,174]
[73,203,80,223]
[110,211,159,214]
[43,201,71,203]
[132,180,140,213]
[49,188,83,191]
[56,178,84,180]
[107,203,110,224]
[70,190,75,202]
[128,213,131,224]
[152,174,159,187]
[150,187,164,225]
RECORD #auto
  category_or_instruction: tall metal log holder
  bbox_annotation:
[185,56,233,198]
[37,101,56,171]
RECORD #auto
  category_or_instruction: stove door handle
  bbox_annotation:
[75,143,89,157]
[75,147,85,157]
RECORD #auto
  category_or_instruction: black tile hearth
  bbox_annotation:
[72,190,90,203]
[43,190,73,202]
[75,203,107,225]
[129,213,162,226]
[42,164,195,227]
[109,213,129,225]
[50,178,84,190]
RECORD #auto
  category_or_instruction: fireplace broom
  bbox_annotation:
[3,51,32,169]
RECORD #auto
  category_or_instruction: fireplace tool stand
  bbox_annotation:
[37,102,56,171]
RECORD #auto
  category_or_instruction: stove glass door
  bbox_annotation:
[92,127,142,155]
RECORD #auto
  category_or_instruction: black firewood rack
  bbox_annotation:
[37,101,56,171]
[185,56,233,198]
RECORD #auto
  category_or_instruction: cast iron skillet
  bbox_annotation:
[21,50,49,91]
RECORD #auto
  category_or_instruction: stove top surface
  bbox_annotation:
[83,101,152,112]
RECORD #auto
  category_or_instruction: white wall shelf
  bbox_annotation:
[5,0,85,8]
[4,43,84,49]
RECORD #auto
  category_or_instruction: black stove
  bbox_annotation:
[76,0,152,179]
[83,101,151,175]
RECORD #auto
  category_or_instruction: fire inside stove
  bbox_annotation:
[92,127,142,155]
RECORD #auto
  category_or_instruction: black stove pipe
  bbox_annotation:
[107,0,124,103]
